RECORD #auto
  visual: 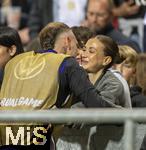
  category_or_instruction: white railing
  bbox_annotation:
[0,109,146,150]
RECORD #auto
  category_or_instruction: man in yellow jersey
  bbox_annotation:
[0,22,113,149]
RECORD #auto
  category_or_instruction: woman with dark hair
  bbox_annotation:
[0,26,24,86]
[80,35,128,107]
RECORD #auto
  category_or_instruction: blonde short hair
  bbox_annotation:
[118,45,138,67]
[136,54,146,95]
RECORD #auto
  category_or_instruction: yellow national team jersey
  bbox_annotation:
[0,51,69,145]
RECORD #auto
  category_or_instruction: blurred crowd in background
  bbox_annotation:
[0,0,145,51]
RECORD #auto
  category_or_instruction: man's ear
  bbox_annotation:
[103,56,112,66]
[8,45,16,57]
[64,36,71,51]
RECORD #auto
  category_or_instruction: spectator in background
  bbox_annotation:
[0,0,31,45]
[0,26,24,87]
[112,45,146,107]
[28,0,53,39]
[114,45,138,85]
[131,54,146,107]
[28,0,87,39]
[112,0,146,51]
[113,45,138,108]
[112,0,140,18]
[56,0,87,26]
[128,54,146,150]
[81,0,141,52]
[111,0,139,29]
[111,49,133,108]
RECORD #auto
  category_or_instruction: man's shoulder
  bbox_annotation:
[59,57,87,76]
[59,57,81,72]
[6,51,70,69]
